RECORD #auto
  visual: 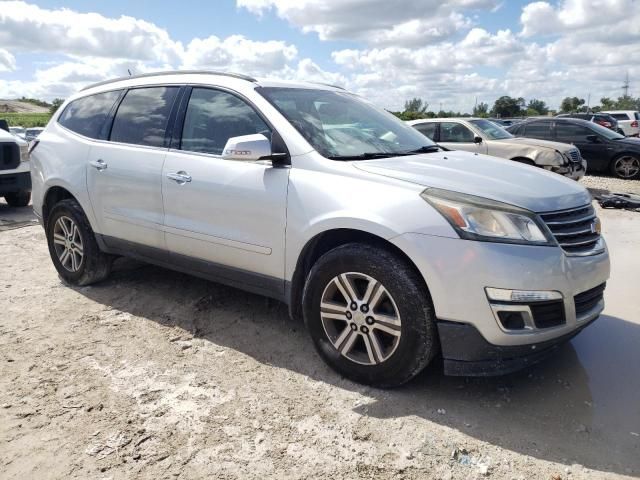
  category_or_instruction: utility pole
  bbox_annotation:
[622,71,630,97]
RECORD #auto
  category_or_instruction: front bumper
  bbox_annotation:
[549,160,586,181]
[0,170,31,195]
[392,232,610,348]
[437,316,597,376]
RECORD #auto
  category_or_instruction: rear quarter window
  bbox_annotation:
[58,90,122,139]
[610,113,630,121]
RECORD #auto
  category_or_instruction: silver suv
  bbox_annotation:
[31,71,610,387]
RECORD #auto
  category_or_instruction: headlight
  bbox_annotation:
[19,144,29,162]
[421,188,555,245]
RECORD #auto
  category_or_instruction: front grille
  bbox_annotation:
[574,283,606,317]
[540,204,601,255]
[567,148,582,163]
[0,175,18,185]
[530,300,566,329]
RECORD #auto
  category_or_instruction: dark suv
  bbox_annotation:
[556,113,621,134]
[507,117,640,179]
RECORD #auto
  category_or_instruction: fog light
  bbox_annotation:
[485,288,563,302]
[497,311,526,330]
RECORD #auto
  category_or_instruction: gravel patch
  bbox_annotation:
[582,174,640,196]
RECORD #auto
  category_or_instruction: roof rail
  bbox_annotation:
[81,70,257,91]
[309,81,346,90]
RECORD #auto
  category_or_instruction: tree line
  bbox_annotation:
[393,95,640,121]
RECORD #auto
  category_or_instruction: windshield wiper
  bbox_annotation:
[401,145,442,154]
[327,152,412,160]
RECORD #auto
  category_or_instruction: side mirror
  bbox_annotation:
[222,134,272,162]
[0,119,9,133]
[585,134,599,143]
[474,136,483,144]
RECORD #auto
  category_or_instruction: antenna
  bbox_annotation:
[622,71,630,97]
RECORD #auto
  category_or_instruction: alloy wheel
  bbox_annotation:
[320,272,401,365]
[614,155,640,178]
[52,216,84,272]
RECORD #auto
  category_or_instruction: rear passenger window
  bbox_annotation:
[556,123,594,143]
[110,87,179,147]
[414,123,437,140]
[523,122,552,139]
[180,88,270,156]
[58,90,121,139]
[610,113,629,120]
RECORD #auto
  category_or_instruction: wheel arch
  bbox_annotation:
[42,185,81,227]
[287,228,429,322]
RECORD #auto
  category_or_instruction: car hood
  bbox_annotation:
[493,137,573,151]
[354,150,591,213]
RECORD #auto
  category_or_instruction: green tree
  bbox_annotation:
[491,96,525,118]
[600,97,615,110]
[559,96,585,113]
[49,98,65,115]
[404,98,428,114]
[473,102,489,117]
[526,99,548,115]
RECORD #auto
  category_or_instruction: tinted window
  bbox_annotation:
[58,90,121,139]
[413,122,437,140]
[439,122,475,142]
[609,113,629,120]
[181,88,270,155]
[523,122,552,139]
[110,87,179,147]
[556,123,595,142]
[635,112,640,121]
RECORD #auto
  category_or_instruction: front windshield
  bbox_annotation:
[470,119,513,140]
[588,121,625,140]
[257,87,436,159]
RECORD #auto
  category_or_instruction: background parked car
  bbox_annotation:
[24,127,44,143]
[8,126,26,139]
[507,117,640,179]
[408,117,586,180]
[0,120,31,206]
[556,113,622,134]
[602,110,640,137]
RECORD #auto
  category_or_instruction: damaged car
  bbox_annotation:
[408,118,586,180]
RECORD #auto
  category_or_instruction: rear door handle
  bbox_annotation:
[166,171,192,184]
[89,159,108,171]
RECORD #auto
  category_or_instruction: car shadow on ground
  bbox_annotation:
[0,201,38,231]
[75,258,640,476]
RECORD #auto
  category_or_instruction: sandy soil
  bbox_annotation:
[0,202,639,479]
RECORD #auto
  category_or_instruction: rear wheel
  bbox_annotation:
[4,190,31,207]
[610,154,640,179]
[46,199,113,285]
[302,243,438,388]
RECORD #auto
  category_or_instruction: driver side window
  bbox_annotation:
[181,88,270,156]
[439,122,474,142]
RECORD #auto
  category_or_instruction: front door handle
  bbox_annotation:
[89,159,108,171]
[166,171,192,184]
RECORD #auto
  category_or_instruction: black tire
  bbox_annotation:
[302,243,439,388]
[609,154,640,179]
[4,190,31,207]
[46,199,113,286]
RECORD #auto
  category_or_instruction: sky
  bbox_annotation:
[0,0,638,112]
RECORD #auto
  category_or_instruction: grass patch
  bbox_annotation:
[0,112,52,128]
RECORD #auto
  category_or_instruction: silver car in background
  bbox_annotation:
[408,117,586,180]
[30,71,609,387]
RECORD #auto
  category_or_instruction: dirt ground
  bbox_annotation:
[1,197,639,479]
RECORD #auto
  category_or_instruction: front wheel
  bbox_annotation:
[610,154,640,179]
[46,199,113,286]
[302,243,439,388]
[4,190,31,207]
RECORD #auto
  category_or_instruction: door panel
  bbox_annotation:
[555,123,609,171]
[87,142,168,248]
[162,151,289,279]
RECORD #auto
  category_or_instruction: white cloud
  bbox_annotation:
[237,0,501,45]
[0,1,183,64]
[182,35,297,74]
[0,49,16,72]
